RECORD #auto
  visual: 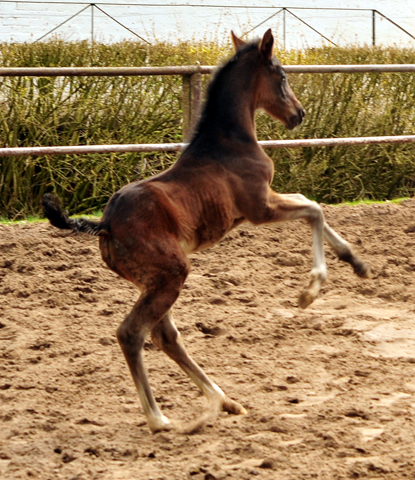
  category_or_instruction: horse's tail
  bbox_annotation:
[42,193,109,236]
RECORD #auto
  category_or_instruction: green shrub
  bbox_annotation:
[0,40,414,218]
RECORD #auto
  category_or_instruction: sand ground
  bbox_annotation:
[1,201,415,479]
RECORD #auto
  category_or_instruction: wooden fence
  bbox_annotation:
[0,64,414,152]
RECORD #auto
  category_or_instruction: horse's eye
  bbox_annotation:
[281,76,286,83]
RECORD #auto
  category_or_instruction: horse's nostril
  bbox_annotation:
[288,108,305,129]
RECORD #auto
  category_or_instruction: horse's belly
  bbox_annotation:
[181,216,245,254]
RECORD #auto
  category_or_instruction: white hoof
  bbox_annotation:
[148,414,174,433]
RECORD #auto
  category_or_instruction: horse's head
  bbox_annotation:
[232,29,305,130]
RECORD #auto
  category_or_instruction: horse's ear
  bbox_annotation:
[260,28,274,60]
[231,31,246,51]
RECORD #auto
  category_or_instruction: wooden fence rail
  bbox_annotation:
[0,136,414,157]
[0,64,414,150]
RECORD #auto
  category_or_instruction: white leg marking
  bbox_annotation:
[279,194,327,308]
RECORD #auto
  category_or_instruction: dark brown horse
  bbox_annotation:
[43,30,370,433]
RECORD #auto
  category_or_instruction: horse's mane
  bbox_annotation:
[189,40,261,142]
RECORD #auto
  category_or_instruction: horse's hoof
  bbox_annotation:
[299,291,315,309]
[222,396,247,415]
[148,414,175,433]
[353,260,371,279]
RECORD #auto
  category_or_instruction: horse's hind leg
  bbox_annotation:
[151,312,247,416]
[116,277,187,433]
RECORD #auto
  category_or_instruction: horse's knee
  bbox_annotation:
[304,201,324,225]
[288,193,309,202]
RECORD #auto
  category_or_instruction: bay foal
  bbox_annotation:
[43,30,370,433]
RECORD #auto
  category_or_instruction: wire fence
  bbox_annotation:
[0,2,414,47]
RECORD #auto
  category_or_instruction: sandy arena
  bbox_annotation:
[1,202,415,479]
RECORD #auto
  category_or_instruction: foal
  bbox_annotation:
[43,30,369,433]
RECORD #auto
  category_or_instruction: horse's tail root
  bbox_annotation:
[42,193,107,237]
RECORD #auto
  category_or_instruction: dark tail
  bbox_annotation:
[42,193,108,236]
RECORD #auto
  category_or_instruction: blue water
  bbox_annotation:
[0,0,414,47]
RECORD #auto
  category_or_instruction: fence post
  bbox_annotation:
[91,4,94,43]
[182,74,191,140]
[372,10,376,46]
[283,8,286,49]
[182,71,203,141]
[190,71,202,136]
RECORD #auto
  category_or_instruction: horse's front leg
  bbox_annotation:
[247,191,326,308]
[323,222,370,278]
[280,194,328,308]
[248,191,369,308]
[284,194,370,279]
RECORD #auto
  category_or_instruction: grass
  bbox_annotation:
[0,211,103,225]
[0,39,414,219]
[0,215,43,225]
[333,197,410,207]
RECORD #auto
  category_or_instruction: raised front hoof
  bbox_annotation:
[299,290,316,309]
[222,396,247,416]
[353,259,371,279]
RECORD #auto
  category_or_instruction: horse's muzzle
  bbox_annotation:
[288,107,306,130]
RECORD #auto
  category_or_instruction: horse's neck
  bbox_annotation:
[197,67,258,144]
